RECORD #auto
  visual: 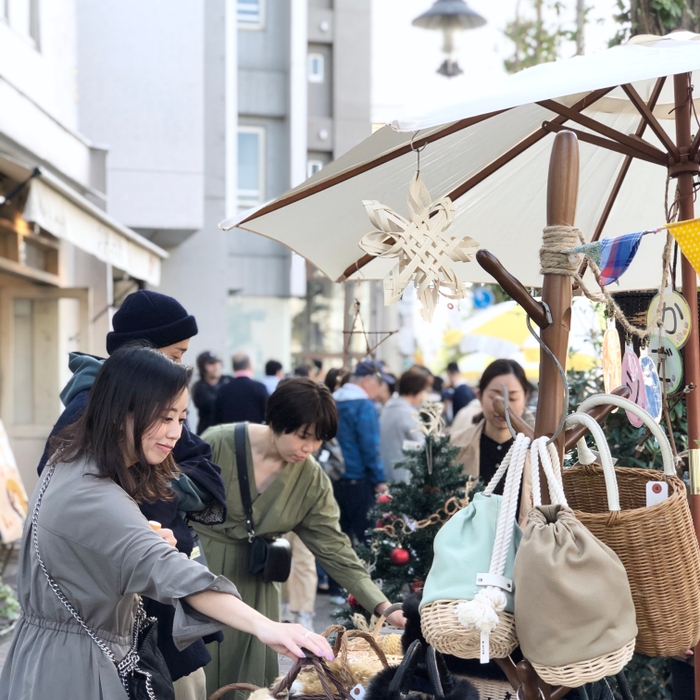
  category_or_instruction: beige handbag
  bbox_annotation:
[513,433,637,687]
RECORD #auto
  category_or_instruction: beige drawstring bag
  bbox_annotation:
[513,431,637,686]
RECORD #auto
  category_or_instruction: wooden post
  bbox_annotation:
[534,131,579,500]
[672,71,700,700]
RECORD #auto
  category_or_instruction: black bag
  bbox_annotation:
[234,423,292,583]
[124,608,175,700]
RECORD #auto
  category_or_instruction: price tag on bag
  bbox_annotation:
[646,481,669,507]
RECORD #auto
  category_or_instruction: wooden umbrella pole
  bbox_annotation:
[671,71,700,699]
[533,131,579,499]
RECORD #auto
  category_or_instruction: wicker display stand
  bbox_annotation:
[563,394,700,657]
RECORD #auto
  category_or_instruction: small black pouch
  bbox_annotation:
[234,423,292,583]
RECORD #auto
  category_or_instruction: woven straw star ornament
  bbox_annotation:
[359,173,478,322]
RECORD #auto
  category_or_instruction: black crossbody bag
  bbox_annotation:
[234,423,292,583]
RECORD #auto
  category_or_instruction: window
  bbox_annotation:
[237,0,264,29]
[308,53,325,83]
[307,160,323,178]
[7,0,40,47]
[238,127,265,212]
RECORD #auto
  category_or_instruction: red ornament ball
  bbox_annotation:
[347,594,361,610]
[375,519,385,529]
[377,493,393,505]
[390,547,410,566]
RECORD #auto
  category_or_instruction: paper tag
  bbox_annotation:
[402,439,422,452]
[318,449,330,464]
[480,632,490,664]
[190,546,201,560]
[350,684,366,700]
[646,481,669,507]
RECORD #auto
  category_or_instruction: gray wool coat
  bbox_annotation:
[0,457,240,700]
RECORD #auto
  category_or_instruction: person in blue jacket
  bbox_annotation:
[37,289,227,700]
[332,360,389,547]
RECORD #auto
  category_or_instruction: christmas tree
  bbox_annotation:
[334,426,475,626]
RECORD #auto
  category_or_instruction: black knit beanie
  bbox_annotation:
[106,290,198,355]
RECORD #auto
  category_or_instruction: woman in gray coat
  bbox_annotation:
[0,345,332,700]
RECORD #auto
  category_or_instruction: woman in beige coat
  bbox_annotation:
[450,359,532,495]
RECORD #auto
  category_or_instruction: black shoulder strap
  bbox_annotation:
[234,423,255,539]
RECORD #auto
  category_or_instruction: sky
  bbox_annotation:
[371,0,620,124]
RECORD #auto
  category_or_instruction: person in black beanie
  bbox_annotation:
[37,289,227,700]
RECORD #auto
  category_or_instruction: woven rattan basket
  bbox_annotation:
[421,601,518,659]
[460,675,515,700]
[564,395,700,657]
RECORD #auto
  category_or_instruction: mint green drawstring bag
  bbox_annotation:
[419,433,529,662]
[420,492,522,612]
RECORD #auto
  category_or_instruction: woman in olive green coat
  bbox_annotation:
[196,378,404,696]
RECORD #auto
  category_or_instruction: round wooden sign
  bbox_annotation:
[639,348,662,423]
[622,344,646,427]
[647,289,692,349]
[602,322,622,394]
[649,334,684,395]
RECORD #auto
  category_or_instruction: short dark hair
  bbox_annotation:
[293,365,310,377]
[324,367,348,393]
[50,344,191,503]
[398,368,430,397]
[266,377,337,441]
[265,360,283,376]
[446,361,460,374]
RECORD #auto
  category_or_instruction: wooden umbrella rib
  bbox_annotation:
[238,109,507,227]
[621,82,679,159]
[538,99,669,163]
[338,87,617,282]
[542,121,668,165]
[590,77,666,244]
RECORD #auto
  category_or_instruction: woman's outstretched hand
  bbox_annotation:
[256,621,334,661]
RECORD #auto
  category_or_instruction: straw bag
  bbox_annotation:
[210,654,353,700]
[421,433,529,662]
[563,392,700,657]
[514,435,637,687]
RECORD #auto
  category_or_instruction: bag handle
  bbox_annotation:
[564,412,621,512]
[209,683,263,700]
[234,423,256,541]
[529,437,568,508]
[270,655,352,700]
[577,393,675,476]
[370,602,403,640]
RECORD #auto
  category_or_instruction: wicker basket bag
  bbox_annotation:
[563,393,700,658]
[421,433,530,662]
[514,434,637,687]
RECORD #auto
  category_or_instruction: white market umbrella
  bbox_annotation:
[225,32,700,293]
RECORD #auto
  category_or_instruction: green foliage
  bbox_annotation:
[0,578,19,624]
[332,434,470,626]
[624,653,672,699]
[611,0,699,45]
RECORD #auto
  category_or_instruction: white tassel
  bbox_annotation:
[455,587,507,635]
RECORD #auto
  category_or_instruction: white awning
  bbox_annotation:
[1,155,167,285]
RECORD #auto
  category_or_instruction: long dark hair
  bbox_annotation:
[472,359,532,424]
[50,344,191,503]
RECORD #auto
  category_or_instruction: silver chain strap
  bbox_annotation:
[32,464,158,700]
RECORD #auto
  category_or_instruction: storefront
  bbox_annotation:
[0,154,167,492]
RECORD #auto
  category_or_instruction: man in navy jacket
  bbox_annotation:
[37,290,227,698]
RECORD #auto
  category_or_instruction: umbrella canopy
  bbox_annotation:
[458,298,601,374]
[226,32,700,292]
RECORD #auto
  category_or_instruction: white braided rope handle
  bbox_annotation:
[577,393,675,476]
[483,433,530,577]
[530,437,568,508]
[564,412,621,512]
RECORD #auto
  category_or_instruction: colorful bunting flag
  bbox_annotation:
[664,218,700,277]
[567,231,647,286]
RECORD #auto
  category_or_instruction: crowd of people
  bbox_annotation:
[0,288,535,700]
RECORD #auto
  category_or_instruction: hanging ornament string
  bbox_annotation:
[541,225,673,340]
